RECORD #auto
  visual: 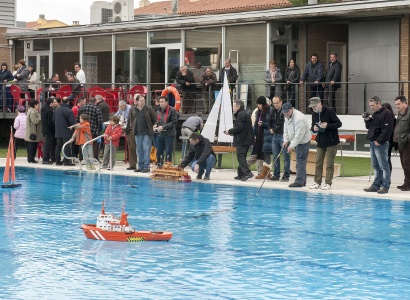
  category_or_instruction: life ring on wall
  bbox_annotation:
[161,86,181,111]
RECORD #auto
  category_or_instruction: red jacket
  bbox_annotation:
[104,124,122,147]
[72,121,92,145]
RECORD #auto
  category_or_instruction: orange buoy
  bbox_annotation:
[161,86,181,111]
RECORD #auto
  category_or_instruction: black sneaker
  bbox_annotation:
[141,169,150,173]
[126,167,136,170]
[196,174,203,180]
[289,182,304,188]
[134,169,142,172]
[241,172,254,181]
[268,176,280,181]
[377,187,389,194]
[280,176,289,182]
[204,176,210,180]
[234,175,243,180]
[364,186,379,192]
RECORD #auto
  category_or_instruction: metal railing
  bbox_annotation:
[1,80,407,117]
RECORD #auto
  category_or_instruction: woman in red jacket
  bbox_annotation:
[102,115,122,170]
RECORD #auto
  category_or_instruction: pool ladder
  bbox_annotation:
[62,135,110,172]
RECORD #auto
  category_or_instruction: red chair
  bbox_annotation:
[57,85,72,98]
[10,85,31,111]
[36,87,43,100]
[127,85,148,104]
[105,92,118,113]
[88,86,106,99]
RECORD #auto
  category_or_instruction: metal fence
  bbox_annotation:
[1,80,406,117]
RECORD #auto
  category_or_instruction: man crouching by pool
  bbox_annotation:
[180,132,217,180]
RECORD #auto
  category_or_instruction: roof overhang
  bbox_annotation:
[7,0,410,39]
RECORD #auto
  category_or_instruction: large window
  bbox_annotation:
[53,38,80,83]
[84,35,112,86]
[115,33,147,85]
[185,27,221,82]
[225,23,267,96]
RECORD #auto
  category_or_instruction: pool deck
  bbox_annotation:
[7,154,408,201]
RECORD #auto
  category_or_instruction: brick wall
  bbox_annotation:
[0,27,11,66]
[400,15,410,99]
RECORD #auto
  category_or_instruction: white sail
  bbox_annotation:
[201,72,233,143]
[217,73,234,143]
[201,89,222,142]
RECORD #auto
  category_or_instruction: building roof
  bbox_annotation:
[134,0,292,15]
[25,19,68,29]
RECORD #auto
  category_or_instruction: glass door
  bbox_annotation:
[166,48,180,83]
[130,47,148,84]
[27,54,49,83]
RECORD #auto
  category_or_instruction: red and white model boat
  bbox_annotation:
[81,202,172,242]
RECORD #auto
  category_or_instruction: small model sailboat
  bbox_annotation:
[202,72,236,153]
[2,127,21,188]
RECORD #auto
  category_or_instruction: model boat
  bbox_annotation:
[81,202,172,242]
[2,127,22,189]
[150,162,192,182]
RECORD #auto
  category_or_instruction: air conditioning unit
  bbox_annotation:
[111,0,134,22]
[25,40,33,51]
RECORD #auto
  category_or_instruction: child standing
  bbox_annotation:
[102,115,122,170]
[69,114,94,170]
[13,106,27,158]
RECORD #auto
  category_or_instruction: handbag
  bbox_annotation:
[150,146,157,163]
[29,133,37,140]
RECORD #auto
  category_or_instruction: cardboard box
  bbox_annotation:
[290,150,341,177]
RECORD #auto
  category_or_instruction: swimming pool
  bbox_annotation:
[1,167,410,299]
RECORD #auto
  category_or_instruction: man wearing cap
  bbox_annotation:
[308,97,342,190]
[66,72,81,104]
[282,102,311,187]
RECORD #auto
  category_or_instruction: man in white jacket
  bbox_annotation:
[282,103,312,187]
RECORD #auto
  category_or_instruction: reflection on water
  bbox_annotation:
[1,167,410,299]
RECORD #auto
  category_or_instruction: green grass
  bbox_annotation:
[2,143,371,177]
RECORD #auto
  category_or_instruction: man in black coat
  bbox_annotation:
[176,66,196,114]
[41,97,56,164]
[309,97,342,190]
[363,96,394,194]
[54,97,76,166]
[323,52,342,111]
[66,72,82,104]
[219,58,238,96]
[180,133,217,180]
[224,100,254,181]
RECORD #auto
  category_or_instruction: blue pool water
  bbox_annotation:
[1,167,410,299]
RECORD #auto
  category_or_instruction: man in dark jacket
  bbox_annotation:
[224,100,254,181]
[66,72,82,104]
[0,62,14,111]
[364,96,394,194]
[201,67,217,114]
[180,133,216,180]
[127,94,157,173]
[154,96,179,164]
[176,66,196,114]
[394,96,410,191]
[41,97,56,164]
[309,97,342,190]
[219,58,238,93]
[53,97,76,166]
[323,52,342,111]
[300,53,324,99]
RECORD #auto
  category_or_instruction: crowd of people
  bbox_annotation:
[5,55,410,194]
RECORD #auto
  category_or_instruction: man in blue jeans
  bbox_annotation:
[282,103,312,188]
[128,95,157,173]
[268,96,290,182]
[363,96,394,194]
[180,132,216,180]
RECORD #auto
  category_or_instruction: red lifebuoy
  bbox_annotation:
[161,87,181,111]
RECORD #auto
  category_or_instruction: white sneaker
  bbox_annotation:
[309,183,321,189]
[321,184,332,190]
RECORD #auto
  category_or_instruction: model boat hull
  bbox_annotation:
[81,224,172,242]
